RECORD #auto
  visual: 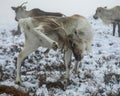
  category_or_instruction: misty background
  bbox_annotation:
[0,0,119,24]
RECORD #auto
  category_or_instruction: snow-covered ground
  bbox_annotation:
[0,17,120,96]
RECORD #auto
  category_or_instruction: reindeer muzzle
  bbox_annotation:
[93,15,98,19]
[74,53,83,61]
[15,17,18,21]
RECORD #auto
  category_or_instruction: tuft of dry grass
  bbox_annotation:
[107,91,120,96]
[0,85,29,96]
[39,74,65,90]
[104,73,120,85]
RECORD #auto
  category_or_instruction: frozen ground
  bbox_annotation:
[0,17,120,96]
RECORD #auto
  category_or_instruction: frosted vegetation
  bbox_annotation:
[0,17,120,96]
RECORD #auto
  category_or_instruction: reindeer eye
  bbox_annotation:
[68,40,74,47]
[74,30,77,35]
[68,39,72,44]
[98,9,101,12]
[72,43,76,47]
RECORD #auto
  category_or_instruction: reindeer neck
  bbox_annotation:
[24,10,30,17]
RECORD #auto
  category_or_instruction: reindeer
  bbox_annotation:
[11,2,65,35]
[93,6,120,37]
[15,14,93,86]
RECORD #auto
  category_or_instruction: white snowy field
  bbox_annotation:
[0,17,120,96]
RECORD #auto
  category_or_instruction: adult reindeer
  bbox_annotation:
[11,2,65,35]
[16,15,93,86]
[93,6,120,37]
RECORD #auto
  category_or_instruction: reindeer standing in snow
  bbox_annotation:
[16,15,93,86]
[93,6,120,37]
[11,2,65,35]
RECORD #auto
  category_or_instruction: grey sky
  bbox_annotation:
[0,0,119,24]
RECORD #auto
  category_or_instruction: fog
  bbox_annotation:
[0,0,119,24]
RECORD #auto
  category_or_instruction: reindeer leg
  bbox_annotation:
[16,40,40,84]
[16,27,58,84]
[64,49,72,86]
[17,24,22,35]
[14,24,21,35]
[34,28,58,50]
[44,48,50,54]
[118,23,120,37]
[113,23,116,36]
[72,61,80,74]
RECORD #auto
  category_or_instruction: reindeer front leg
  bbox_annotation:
[72,61,80,74]
[118,23,120,37]
[64,49,72,84]
[17,24,22,35]
[113,23,116,36]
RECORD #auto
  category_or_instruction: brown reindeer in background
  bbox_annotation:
[11,2,65,35]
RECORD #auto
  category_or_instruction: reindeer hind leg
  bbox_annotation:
[16,38,40,84]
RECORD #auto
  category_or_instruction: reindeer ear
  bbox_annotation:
[23,6,26,9]
[11,7,16,10]
[104,6,107,8]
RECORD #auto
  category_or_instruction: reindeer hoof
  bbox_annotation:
[15,79,23,85]
[72,69,78,74]
[63,78,71,89]
[52,42,58,50]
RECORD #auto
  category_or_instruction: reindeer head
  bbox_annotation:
[93,7,105,19]
[67,32,85,61]
[11,2,28,21]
